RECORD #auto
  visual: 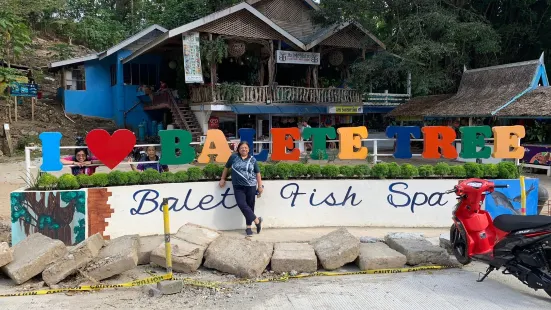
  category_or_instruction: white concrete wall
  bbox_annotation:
[103,179,460,238]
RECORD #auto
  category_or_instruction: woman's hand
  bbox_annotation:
[257,185,264,195]
[219,179,226,188]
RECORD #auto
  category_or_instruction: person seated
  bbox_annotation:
[60,148,101,176]
[128,146,169,173]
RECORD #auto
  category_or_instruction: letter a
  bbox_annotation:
[197,129,232,164]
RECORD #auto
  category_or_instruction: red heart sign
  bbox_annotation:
[85,129,136,170]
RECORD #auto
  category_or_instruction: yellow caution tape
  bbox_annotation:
[0,273,173,298]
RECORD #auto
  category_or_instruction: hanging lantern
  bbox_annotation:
[328,50,344,66]
[168,61,177,69]
[228,41,246,58]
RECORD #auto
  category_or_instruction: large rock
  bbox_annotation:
[0,242,13,268]
[310,228,360,270]
[439,234,452,254]
[42,233,105,286]
[355,242,407,270]
[138,235,164,265]
[150,238,204,273]
[82,235,139,281]
[384,233,450,266]
[271,243,317,273]
[150,223,221,273]
[203,235,273,278]
[1,233,67,285]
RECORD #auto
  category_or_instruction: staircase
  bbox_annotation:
[165,91,203,142]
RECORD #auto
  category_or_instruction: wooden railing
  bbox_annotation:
[190,84,364,104]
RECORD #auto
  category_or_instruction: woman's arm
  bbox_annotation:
[60,158,76,165]
[256,173,263,191]
[219,167,229,187]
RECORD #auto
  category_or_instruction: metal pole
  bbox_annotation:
[25,147,32,184]
[162,198,173,277]
[520,176,526,216]
[373,140,378,164]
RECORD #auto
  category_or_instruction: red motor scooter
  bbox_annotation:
[446,178,551,297]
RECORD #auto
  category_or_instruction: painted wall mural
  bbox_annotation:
[486,178,539,218]
[10,190,86,246]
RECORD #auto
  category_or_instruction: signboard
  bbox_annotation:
[208,116,219,129]
[521,144,551,166]
[182,32,204,83]
[9,83,38,97]
[328,106,363,114]
[276,50,320,65]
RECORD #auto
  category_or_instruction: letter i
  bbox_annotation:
[39,132,63,171]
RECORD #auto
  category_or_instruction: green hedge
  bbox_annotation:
[33,162,521,190]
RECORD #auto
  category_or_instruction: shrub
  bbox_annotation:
[450,165,466,178]
[126,171,141,185]
[418,165,434,177]
[464,162,484,178]
[187,167,204,181]
[37,173,58,190]
[203,163,221,180]
[58,173,79,190]
[257,163,266,175]
[371,163,389,179]
[307,164,321,178]
[387,162,401,178]
[321,165,339,178]
[497,161,520,179]
[263,164,277,179]
[353,164,370,178]
[77,174,93,187]
[108,171,129,186]
[400,164,418,179]
[160,172,176,183]
[90,173,109,187]
[174,171,189,183]
[140,169,161,184]
[482,164,499,178]
[290,163,308,178]
[275,163,292,179]
[339,165,355,178]
[434,162,451,177]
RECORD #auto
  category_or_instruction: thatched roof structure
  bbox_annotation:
[426,59,541,117]
[386,94,453,120]
[495,87,551,117]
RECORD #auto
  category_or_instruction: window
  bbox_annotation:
[123,63,158,86]
[65,65,86,90]
[110,64,117,86]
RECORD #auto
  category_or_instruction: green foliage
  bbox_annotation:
[89,173,109,187]
[321,165,339,179]
[107,170,128,186]
[57,173,79,190]
[125,171,141,185]
[434,162,452,177]
[450,165,467,178]
[74,218,86,244]
[219,82,243,104]
[400,164,418,179]
[275,163,292,180]
[140,169,161,184]
[263,164,277,179]
[371,163,389,179]
[0,11,32,65]
[203,163,221,179]
[257,163,266,175]
[174,171,189,183]
[160,172,176,183]
[16,135,41,151]
[497,161,520,179]
[187,167,204,181]
[464,163,484,178]
[48,43,75,61]
[353,164,370,178]
[418,165,434,177]
[290,163,308,178]
[482,164,499,178]
[387,162,401,178]
[76,174,93,187]
[307,164,322,178]
[201,36,227,66]
[339,165,355,178]
[37,173,58,190]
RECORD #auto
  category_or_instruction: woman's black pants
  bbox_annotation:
[234,185,257,226]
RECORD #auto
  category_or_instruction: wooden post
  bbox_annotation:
[209,33,217,102]
[14,96,17,122]
[268,40,275,85]
[3,123,14,156]
[31,97,35,121]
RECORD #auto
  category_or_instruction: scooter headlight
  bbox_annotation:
[466,181,482,188]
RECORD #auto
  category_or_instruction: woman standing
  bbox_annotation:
[219,141,263,236]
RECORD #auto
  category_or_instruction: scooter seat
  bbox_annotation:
[493,214,551,232]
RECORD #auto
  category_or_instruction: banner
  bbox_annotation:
[182,32,204,83]
[276,50,320,65]
[9,82,38,97]
[328,106,363,114]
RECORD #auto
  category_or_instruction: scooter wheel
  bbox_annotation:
[450,224,472,265]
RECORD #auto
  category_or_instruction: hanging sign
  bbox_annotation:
[208,116,220,129]
[328,106,363,114]
[276,50,320,65]
[182,32,204,83]
[9,83,38,97]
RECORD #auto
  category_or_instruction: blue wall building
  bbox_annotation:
[49,25,167,132]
